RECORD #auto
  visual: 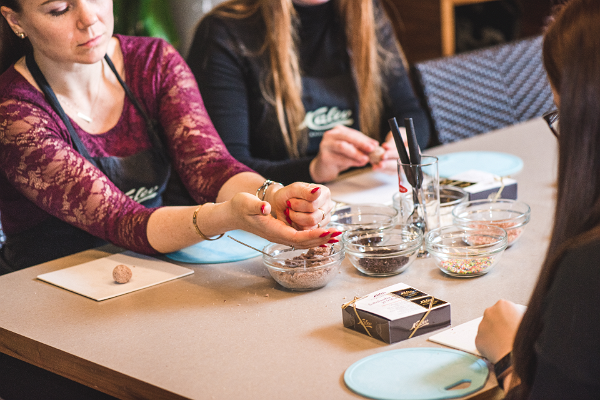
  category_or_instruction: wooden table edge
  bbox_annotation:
[0,326,186,400]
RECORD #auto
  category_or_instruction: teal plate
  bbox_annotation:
[344,348,489,400]
[166,230,270,264]
[437,151,523,178]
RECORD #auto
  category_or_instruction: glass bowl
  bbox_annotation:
[328,204,397,232]
[452,199,531,246]
[439,185,469,227]
[343,226,422,276]
[262,242,344,291]
[425,224,508,277]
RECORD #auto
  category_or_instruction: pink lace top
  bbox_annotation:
[0,35,253,254]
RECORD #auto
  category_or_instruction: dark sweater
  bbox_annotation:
[187,0,430,184]
[527,238,600,398]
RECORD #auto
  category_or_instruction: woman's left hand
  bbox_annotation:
[269,182,336,231]
[475,299,525,363]
[372,131,401,173]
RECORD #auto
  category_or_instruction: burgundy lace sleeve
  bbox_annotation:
[0,97,157,254]
[129,37,254,204]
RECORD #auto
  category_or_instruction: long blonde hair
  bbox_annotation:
[206,0,390,158]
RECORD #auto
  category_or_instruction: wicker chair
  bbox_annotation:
[412,36,555,145]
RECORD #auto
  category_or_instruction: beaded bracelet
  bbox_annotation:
[255,179,281,201]
[192,204,224,241]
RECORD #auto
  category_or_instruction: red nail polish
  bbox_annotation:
[319,231,330,237]
[284,208,290,216]
[399,184,408,193]
[328,239,339,244]
[261,204,266,214]
[286,216,293,225]
[286,200,291,208]
[311,187,320,194]
[319,244,328,248]
[330,231,342,238]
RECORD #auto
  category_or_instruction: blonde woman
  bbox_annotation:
[187,0,430,184]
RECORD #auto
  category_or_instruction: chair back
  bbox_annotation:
[412,36,554,145]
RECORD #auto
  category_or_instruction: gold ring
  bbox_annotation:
[317,222,321,229]
[319,208,326,222]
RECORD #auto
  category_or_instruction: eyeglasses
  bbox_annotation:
[543,110,559,137]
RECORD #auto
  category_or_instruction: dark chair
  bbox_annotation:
[412,36,555,145]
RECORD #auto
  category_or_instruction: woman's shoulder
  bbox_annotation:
[114,34,175,63]
[195,10,265,50]
[0,66,56,118]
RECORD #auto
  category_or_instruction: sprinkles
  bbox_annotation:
[440,257,494,275]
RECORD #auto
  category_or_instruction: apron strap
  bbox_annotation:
[25,52,98,168]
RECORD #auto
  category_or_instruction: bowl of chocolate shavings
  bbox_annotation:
[262,242,344,291]
[342,225,422,277]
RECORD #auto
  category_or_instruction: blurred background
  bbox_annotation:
[115,0,557,63]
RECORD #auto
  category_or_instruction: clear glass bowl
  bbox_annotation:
[452,199,531,246]
[425,224,508,277]
[262,242,344,291]
[343,226,422,276]
[328,204,398,232]
[439,185,469,227]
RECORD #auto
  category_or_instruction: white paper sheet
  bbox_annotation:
[37,251,194,301]
[428,304,527,356]
[326,170,398,205]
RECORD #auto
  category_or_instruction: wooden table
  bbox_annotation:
[0,118,556,399]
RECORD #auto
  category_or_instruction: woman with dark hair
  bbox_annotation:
[187,0,431,185]
[475,0,600,398]
[0,0,339,275]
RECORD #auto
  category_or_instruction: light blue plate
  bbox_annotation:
[344,348,489,400]
[437,151,523,178]
[166,230,270,264]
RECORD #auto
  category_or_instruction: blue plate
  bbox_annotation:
[344,348,489,400]
[437,151,523,178]
[166,230,270,264]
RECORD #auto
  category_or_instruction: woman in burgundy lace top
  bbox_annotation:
[0,0,339,274]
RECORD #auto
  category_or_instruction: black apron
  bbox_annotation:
[0,53,180,273]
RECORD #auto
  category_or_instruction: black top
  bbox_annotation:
[187,0,430,184]
[528,238,600,398]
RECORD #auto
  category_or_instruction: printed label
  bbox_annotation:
[304,106,353,131]
[126,185,159,204]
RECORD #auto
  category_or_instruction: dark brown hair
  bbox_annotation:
[509,0,600,396]
[0,0,29,74]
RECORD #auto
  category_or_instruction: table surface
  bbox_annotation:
[0,118,557,400]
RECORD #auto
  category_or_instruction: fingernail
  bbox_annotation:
[319,231,330,237]
[284,208,290,216]
[319,244,328,248]
[286,216,293,225]
[328,239,339,244]
[311,187,320,194]
[286,200,291,208]
[261,204,266,214]
[330,231,342,238]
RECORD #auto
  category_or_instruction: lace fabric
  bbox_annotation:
[0,35,253,255]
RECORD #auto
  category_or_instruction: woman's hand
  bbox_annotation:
[268,182,336,231]
[309,125,379,183]
[372,130,402,173]
[225,192,337,249]
[475,299,525,364]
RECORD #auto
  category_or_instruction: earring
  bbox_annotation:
[16,32,26,39]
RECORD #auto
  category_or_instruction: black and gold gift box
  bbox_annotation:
[342,283,451,344]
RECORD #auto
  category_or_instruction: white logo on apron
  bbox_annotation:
[304,106,353,132]
[126,186,159,204]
